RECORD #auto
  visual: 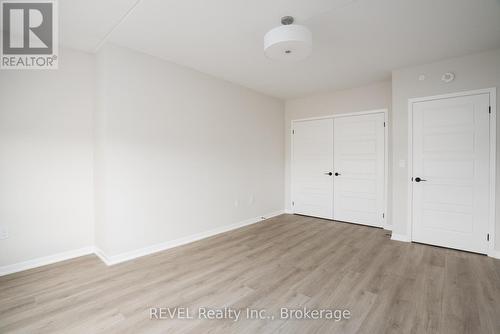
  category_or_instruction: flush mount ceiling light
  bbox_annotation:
[264,16,312,61]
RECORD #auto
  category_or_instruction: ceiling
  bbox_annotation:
[60,0,500,99]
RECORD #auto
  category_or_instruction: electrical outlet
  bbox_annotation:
[0,226,9,240]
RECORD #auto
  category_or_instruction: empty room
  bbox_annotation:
[1,0,500,333]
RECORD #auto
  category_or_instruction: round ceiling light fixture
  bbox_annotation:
[264,16,312,61]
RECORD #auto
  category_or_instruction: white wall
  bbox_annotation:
[391,48,500,250]
[94,44,284,258]
[284,81,392,216]
[0,48,96,267]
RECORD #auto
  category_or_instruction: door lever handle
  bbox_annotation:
[334,172,340,176]
[414,177,427,182]
[324,172,333,176]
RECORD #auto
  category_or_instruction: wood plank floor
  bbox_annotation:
[1,214,500,333]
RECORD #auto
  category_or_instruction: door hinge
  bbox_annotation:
[384,122,386,127]
[487,233,490,241]
[489,106,491,114]
[292,129,295,134]
[292,201,294,206]
[382,213,385,219]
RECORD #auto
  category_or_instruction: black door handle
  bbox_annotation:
[414,177,427,182]
[334,172,340,176]
[325,172,333,176]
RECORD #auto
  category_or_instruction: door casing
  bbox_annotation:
[406,88,497,256]
[291,109,389,230]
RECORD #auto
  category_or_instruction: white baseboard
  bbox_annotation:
[0,246,94,277]
[488,249,500,260]
[3,212,498,276]
[0,210,285,275]
[93,246,111,266]
[389,236,500,260]
[390,233,411,242]
[99,210,284,265]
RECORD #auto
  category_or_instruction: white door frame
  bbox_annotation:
[291,109,389,230]
[406,88,497,256]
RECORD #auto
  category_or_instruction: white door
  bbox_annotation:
[333,113,385,227]
[292,119,334,219]
[412,93,490,254]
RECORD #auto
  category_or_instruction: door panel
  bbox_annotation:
[412,93,490,254]
[292,119,334,219]
[333,113,385,227]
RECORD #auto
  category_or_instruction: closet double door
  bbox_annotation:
[292,112,385,227]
